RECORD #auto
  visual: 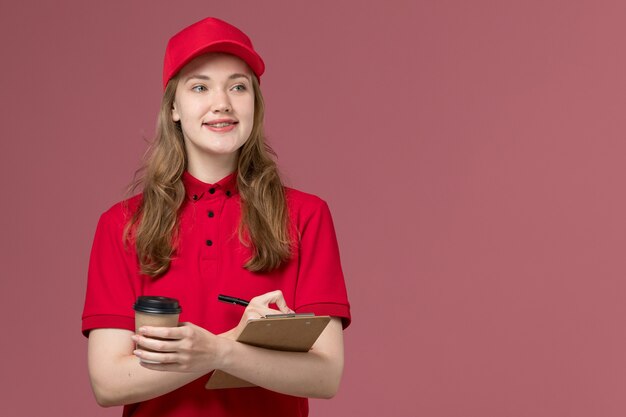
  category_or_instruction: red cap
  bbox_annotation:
[162,17,265,89]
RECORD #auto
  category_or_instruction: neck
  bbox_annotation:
[186,151,238,184]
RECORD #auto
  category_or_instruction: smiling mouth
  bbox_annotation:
[204,122,238,128]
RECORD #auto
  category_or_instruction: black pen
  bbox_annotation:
[218,294,250,307]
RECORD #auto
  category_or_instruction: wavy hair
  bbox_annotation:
[126,73,291,277]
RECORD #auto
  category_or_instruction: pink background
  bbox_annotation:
[2,0,626,415]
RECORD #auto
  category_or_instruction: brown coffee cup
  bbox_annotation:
[133,296,182,363]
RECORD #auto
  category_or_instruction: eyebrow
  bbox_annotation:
[184,73,251,83]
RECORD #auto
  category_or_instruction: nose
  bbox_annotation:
[211,90,231,113]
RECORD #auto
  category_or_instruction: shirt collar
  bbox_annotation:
[182,170,238,202]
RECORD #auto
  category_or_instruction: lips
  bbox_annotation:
[203,118,238,133]
[203,118,238,128]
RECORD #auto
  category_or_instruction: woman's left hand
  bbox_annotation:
[131,322,224,373]
[223,290,295,341]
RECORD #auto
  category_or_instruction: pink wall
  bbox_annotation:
[2,1,626,415]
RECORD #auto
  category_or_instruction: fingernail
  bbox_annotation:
[133,350,142,356]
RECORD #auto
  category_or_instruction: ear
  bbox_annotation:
[172,102,180,122]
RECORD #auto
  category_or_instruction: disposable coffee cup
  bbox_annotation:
[134,296,182,363]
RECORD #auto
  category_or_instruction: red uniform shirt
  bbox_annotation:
[82,171,351,417]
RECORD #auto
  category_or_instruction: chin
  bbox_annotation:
[202,146,243,157]
[211,145,240,153]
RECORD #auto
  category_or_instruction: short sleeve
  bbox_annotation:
[294,199,351,329]
[81,206,139,337]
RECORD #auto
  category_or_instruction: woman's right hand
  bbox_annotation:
[222,290,294,340]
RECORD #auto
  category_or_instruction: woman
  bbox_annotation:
[81,16,351,417]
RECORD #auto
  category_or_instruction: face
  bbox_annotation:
[172,53,255,164]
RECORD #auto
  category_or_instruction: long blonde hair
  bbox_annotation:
[126,74,291,277]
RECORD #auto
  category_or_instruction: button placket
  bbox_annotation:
[202,188,221,259]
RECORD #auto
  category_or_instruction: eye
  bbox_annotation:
[231,84,247,92]
[192,85,207,92]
